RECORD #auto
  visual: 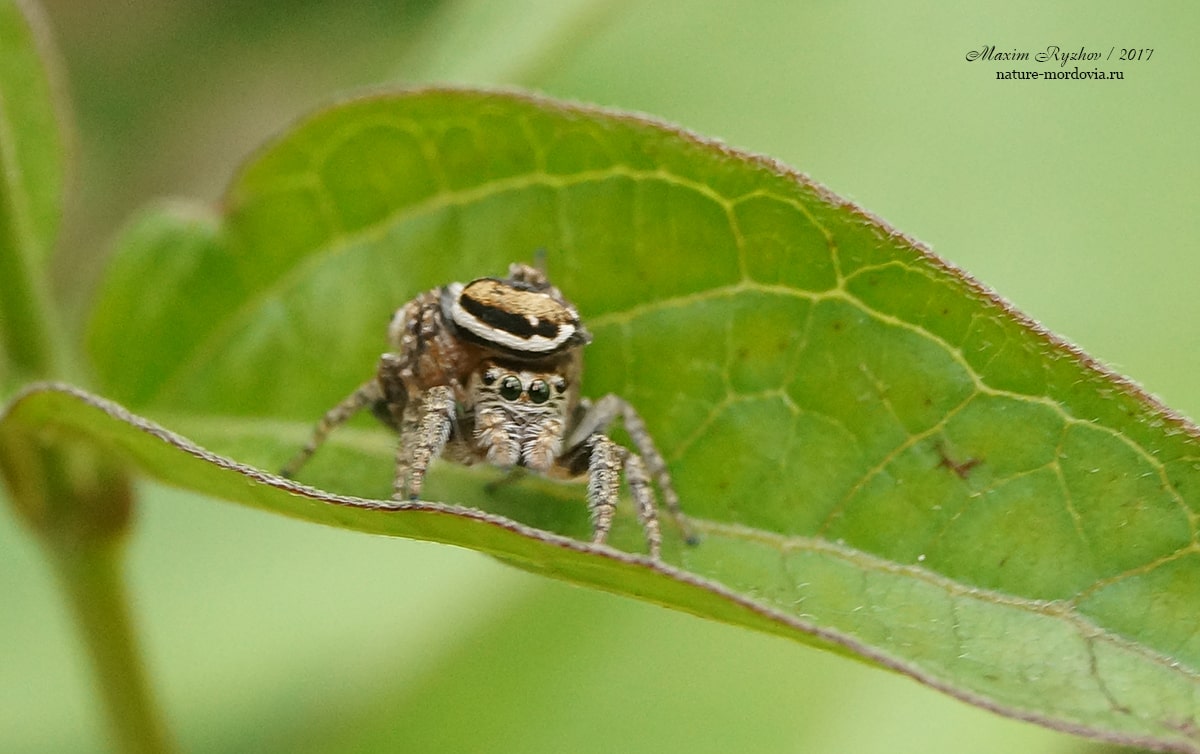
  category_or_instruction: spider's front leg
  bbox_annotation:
[578,433,663,560]
[395,384,455,501]
[568,394,697,546]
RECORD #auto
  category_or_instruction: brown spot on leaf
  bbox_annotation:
[936,442,982,480]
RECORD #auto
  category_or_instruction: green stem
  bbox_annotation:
[0,239,56,378]
[3,404,170,752]
[0,145,69,382]
[48,540,174,754]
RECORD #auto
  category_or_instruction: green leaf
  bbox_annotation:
[70,88,1200,752]
[0,0,68,378]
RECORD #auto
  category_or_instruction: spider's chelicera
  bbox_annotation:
[281,262,693,559]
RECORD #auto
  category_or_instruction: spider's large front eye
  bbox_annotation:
[499,375,523,401]
[528,379,551,404]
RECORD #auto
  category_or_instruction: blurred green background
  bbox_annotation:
[2,0,1196,752]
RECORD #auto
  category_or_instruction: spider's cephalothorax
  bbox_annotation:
[281,262,692,559]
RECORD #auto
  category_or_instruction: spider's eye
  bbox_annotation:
[551,376,567,394]
[481,367,501,386]
[528,379,551,404]
[499,375,523,401]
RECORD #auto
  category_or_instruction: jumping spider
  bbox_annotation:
[281,262,693,559]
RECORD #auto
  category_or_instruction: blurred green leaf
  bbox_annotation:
[395,0,626,84]
[0,0,62,263]
[0,0,67,378]
[63,88,1200,752]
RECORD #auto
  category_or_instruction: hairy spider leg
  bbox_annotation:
[570,394,698,546]
[619,445,663,559]
[281,378,383,479]
[398,384,455,501]
[578,434,664,559]
[583,434,621,549]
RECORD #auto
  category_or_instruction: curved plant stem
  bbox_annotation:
[2,402,165,751]
[48,539,173,754]
[0,208,64,379]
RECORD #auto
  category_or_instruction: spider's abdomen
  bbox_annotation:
[444,276,591,357]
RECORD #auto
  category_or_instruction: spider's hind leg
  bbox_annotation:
[281,378,383,479]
